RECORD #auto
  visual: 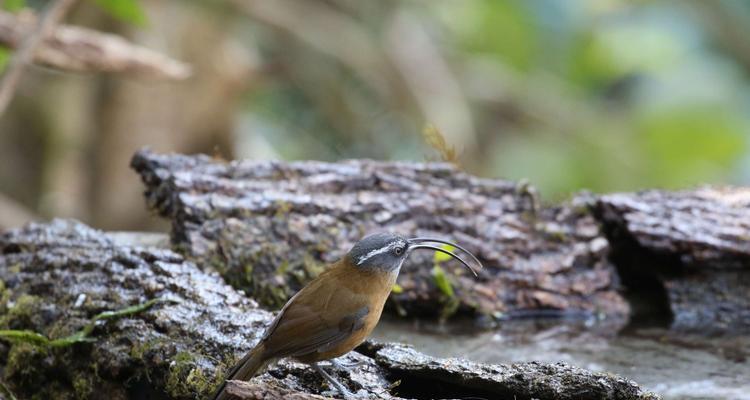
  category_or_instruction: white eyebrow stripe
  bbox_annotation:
[357,241,400,265]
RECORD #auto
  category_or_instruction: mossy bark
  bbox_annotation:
[131,150,629,323]
[0,219,268,399]
[0,219,658,399]
[131,150,750,332]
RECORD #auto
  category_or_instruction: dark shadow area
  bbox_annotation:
[126,377,171,400]
[595,211,679,331]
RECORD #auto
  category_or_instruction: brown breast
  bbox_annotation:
[291,260,398,363]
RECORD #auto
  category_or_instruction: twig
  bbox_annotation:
[0,11,192,80]
[0,0,78,117]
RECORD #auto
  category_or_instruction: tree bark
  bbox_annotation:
[595,187,750,331]
[131,150,750,332]
[0,219,657,399]
[131,149,629,324]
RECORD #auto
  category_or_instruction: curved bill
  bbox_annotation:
[408,238,483,277]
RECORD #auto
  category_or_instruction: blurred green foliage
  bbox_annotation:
[238,0,750,198]
[1,0,748,214]
[90,0,147,25]
[0,0,145,73]
[0,47,10,73]
[2,0,25,12]
[2,0,146,24]
[0,0,24,75]
[433,244,457,263]
[431,245,461,321]
[431,265,454,299]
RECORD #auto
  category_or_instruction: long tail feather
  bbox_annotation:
[211,343,268,400]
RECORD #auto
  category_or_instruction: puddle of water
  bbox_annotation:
[371,318,750,400]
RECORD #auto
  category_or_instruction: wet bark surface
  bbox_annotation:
[131,150,628,323]
[595,188,750,331]
[224,341,660,400]
[357,341,657,400]
[0,219,269,399]
[0,219,657,399]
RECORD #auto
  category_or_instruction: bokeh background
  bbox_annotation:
[1,0,749,231]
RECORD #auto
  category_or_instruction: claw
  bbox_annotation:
[311,362,355,398]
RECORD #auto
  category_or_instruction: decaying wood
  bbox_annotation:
[0,219,657,399]
[0,10,191,80]
[596,187,750,331]
[0,219,269,399]
[131,149,629,323]
[131,150,750,332]
[360,341,659,400]
[225,381,332,399]
[225,340,661,400]
[597,187,750,266]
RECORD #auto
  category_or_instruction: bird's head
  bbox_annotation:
[346,232,481,275]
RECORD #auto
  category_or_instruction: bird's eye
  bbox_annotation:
[394,246,405,255]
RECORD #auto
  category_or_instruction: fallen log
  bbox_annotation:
[595,187,750,331]
[0,219,269,399]
[225,341,660,400]
[130,149,629,323]
[357,341,658,400]
[0,220,657,399]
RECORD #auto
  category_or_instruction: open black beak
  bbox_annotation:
[407,237,482,277]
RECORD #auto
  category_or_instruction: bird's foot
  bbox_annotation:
[328,358,367,372]
[312,362,359,399]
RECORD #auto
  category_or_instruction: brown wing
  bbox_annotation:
[260,268,370,359]
[266,303,368,358]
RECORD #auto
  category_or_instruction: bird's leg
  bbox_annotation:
[329,357,366,371]
[311,362,354,398]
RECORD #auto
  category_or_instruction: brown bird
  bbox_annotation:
[212,232,481,399]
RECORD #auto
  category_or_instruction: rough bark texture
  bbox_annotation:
[224,340,661,400]
[225,381,332,399]
[359,341,658,400]
[0,219,269,399]
[0,11,191,79]
[595,187,750,331]
[130,149,629,323]
[0,220,657,400]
